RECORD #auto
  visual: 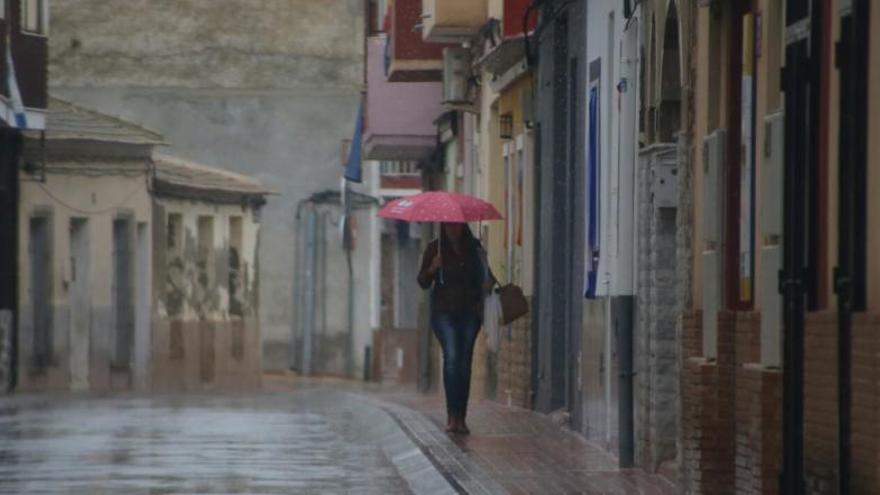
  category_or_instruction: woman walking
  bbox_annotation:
[417,223,493,435]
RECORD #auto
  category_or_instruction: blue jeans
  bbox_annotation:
[431,311,481,419]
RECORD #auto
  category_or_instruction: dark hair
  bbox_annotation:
[438,223,484,289]
[439,223,479,253]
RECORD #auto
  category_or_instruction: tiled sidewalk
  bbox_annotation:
[374,391,678,495]
[263,374,677,494]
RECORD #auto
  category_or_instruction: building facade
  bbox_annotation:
[359,1,880,492]
[16,99,270,393]
[680,0,880,494]
[151,155,269,391]
[18,98,158,392]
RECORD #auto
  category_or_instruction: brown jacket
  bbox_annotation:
[417,238,488,314]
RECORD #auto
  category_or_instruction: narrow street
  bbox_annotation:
[0,387,417,494]
[0,376,677,494]
[2,1,879,493]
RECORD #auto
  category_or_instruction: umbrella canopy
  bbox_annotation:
[378,191,503,223]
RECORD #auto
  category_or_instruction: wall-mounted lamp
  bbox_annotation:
[499,113,513,140]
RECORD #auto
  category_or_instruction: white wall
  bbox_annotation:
[585,0,639,298]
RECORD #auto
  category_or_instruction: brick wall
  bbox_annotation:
[851,313,880,494]
[680,309,731,494]
[680,308,880,495]
[733,312,782,495]
[681,309,783,495]
[803,311,838,494]
[715,311,738,492]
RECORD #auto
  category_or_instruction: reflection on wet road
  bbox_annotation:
[0,390,412,494]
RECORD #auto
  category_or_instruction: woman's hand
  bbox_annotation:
[428,254,442,274]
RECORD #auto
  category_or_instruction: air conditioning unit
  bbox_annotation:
[759,112,784,367]
[701,129,725,359]
[443,47,471,105]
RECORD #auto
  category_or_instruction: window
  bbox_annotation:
[112,217,134,368]
[22,0,47,35]
[228,216,243,317]
[30,214,53,367]
[380,161,419,176]
[166,213,182,252]
[197,216,215,285]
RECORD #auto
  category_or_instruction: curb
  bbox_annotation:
[353,393,508,495]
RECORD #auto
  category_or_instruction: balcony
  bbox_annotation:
[387,0,450,81]
[474,0,537,85]
[422,0,488,43]
[379,161,422,196]
[364,36,444,161]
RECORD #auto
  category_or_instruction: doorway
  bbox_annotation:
[835,1,869,492]
[112,217,134,370]
[780,1,822,492]
[69,219,90,391]
[30,214,53,369]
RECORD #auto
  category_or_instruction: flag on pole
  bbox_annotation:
[5,41,28,129]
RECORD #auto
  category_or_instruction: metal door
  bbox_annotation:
[780,0,821,492]
[834,1,869,493]
[69,219,90,391]
[30,215,52,368]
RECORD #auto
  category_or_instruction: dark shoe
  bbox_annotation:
[445,415,457,433]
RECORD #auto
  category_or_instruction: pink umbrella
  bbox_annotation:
[378,191,502,284]
[378,191,502,223]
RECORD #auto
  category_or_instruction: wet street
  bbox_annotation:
[0,388,418,494]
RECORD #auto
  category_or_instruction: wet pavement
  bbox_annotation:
[0,389,423,494]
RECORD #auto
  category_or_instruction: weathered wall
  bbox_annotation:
[47,0,366,371]
[16,159,153,392]
[151,197,262,391]
[290,196,378,378]
[868,0,880,312]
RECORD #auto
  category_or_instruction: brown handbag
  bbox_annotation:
[496,284,529,325]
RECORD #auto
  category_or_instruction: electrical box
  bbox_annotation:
[702,129,726,247]
[759,244,782,366]
[442,47,471,105]
[652,145,679,208]
[760,112,784,240]
[702,250,722,359]
[701,129,726,360]
[759,111,784,367]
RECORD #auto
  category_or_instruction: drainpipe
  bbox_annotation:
[302,206,318,376]
[343,183,355,378]
[292,202,304,371]
[346,247,355,378]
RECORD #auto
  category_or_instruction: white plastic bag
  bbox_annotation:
[483,292,502,353]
